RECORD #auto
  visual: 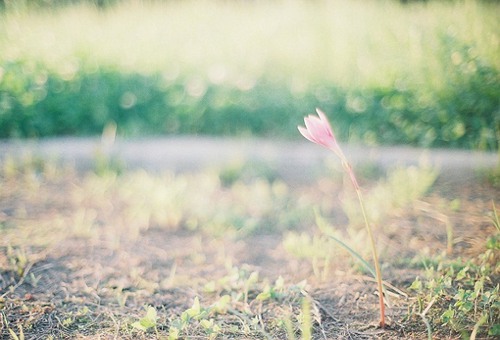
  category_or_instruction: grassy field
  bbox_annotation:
[0,152,499,338]
[2,1,498,86]
[0,0,498,148]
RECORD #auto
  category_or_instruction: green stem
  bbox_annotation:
[355,185,386,328]
[339,154,385,328]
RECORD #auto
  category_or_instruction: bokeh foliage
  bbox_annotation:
[0,0,498,150]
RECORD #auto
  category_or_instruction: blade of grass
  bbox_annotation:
[315,212,376,279]
[492,200,500,232]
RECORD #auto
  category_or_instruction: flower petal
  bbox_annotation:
[308,116,332,145]
[298,125,315,143]
[316,108,334,135]
[299,109,342,152]
[304,115,324,139]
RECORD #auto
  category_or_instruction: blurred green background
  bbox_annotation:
[0,0,498,150]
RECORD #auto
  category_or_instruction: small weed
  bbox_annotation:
[26,273,41,288]
[131,306,158,335]
[167,267,309,339]
[167,296,222,339]
[6,246,29,277]
[408,217,500,338]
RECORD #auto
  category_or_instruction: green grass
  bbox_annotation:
[0,0,499,149]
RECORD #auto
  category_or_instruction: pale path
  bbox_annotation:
[0,137,497,181]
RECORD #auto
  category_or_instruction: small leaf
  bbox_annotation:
[441,308,455,323]
[145,306,157,323]
[200,319,213,329]
[246,271,259,285]
[456,267,469,281]
[256,291,272,301]
[409,277,422,291]
[131,321,148,332]
[489,324,500,336]
[187,296,201,317]
[132,306,157,331]
[168,326,180,340]
[212,295,231,314]
[183,296,207,321]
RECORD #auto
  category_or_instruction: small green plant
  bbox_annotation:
[6,246,29,277]
[167,267,310,339]
[27,273,41,288]
[256,276,288,302]
[131,305,158,335]
[408,210,500,338]
[168,296,218,339]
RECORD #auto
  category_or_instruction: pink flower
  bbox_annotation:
[298,108,384,327]
[298,108,343,157]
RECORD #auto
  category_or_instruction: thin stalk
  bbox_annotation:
[339,154,385,328]
[355,185,386,328]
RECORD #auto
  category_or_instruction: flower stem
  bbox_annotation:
[355,185,386,328]
[340,156,385,328]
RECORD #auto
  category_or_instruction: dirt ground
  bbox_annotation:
[0,140,498,339]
